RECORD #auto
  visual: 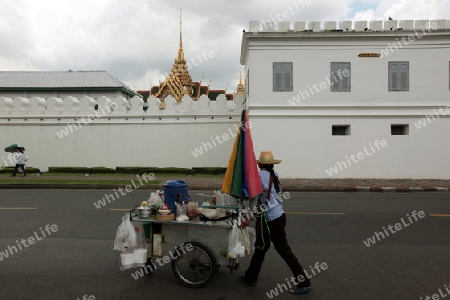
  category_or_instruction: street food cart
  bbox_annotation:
[116,109,261,288]
[128,202,243,288]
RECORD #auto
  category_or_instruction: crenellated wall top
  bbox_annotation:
[0,94,245,117]
[248,19,450,33]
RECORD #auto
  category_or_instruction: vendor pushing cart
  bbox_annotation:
[113,109,262,288]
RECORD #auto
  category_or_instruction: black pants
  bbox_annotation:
[11,164,26,176]
[244,213,311,288]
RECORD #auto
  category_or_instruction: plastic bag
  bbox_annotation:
[228,220,246,258]
[118,222,148,271]
[148,191,164,212]
[148,190,163,204]
[114,214,136,251]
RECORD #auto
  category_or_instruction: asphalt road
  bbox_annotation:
[0,189,449,300]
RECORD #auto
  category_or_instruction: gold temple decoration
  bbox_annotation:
[155,8,194,103]
[235,71,246,95]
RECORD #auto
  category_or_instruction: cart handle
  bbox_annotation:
[197,205,240,209]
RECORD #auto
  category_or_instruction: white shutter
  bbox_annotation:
[389,62,409,91]
[399,62,409,91]
[331,62,350,92]
[273,62,293,92]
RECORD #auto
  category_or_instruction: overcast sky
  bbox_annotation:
[0,0,449,93]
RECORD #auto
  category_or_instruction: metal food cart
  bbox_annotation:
[129,204,242,288]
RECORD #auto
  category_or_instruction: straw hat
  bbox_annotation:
[257,151,281,164]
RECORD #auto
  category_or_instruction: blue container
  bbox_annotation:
[163,180,189,215]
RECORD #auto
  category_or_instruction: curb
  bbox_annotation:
[0,184,164,190]
[0,184,449,192]
[353,186,449,193]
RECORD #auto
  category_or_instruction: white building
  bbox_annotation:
[240,19,450,179]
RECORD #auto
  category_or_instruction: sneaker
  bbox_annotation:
[290,286,312,295]
[238,275,256,287]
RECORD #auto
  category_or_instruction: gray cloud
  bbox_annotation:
[0,0,449,92]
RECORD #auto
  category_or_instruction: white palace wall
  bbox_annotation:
[0,94,244,172]
[242,19,450,179]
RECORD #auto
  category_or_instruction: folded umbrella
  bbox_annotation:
[221,109,262,199]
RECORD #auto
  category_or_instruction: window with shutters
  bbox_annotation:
[330,62,351,92]
[273,62,293,92]
[388,62,409,91]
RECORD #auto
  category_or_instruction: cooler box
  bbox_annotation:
[163,180,189,215]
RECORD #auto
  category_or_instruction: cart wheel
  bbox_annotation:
[171,242,217,288]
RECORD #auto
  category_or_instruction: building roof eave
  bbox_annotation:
[0,86,140,98]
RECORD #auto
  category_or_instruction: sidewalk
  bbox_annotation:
[1,174,450,192]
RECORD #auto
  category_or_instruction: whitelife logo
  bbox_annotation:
[93,173,155,209]
[414,105,450,130]
[0,224,58,262]
[379,22,438,58]
[131,243,194,280]
[325,140,388,176]
[190,121,252,158]
[363,210,425,247]
[55,103,117,139]
[288,69,350,106]
[250,0,312,34]
[420,283,450,300]
[266,262,328,299]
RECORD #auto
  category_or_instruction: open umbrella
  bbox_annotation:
[221,109,262,199]
[4,144,25,152]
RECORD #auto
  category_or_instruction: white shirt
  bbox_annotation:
[14,152,26,165]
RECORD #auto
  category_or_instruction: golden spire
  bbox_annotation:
[153,8,195,104]
[235,69,246,95]
[170,8,193,94]
[177,8,184,61]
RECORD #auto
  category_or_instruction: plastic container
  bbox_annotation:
[163,180,189,215]
[120,253,135,268]
[133,249,148,264]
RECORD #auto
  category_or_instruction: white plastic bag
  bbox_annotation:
[148,191,163,204]
[118,221,148,271]
[228,220,245,258]
[113,214,137,251]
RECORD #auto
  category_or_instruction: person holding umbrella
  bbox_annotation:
[239,151,312,295]
[10,147,27,177]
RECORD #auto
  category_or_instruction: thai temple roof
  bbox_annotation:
[235,72,245,96]
[138,9,241,103]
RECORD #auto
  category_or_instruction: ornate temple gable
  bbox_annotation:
[142,9,235,105]
[155,9,194,103]
[155,74,185,102]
